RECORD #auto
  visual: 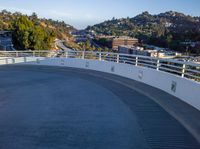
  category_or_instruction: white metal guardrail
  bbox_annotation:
[0,50,200,82]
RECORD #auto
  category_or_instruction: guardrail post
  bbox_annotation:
[12,58,15,64]
[182,64,186,78]
[65,51,68,58]
[116,54,119,63]
[16,51,18,57]
[33,51,35,57]
[5,58,8,64]
[99,52,102,61]
[82,51,85,59]
[135,57,138,66]
[156,59,160,71]
[24,57,27,63]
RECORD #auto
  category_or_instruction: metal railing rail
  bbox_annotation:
[0,50,200,82]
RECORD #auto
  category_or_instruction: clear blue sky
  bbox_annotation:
[0,0,200,29]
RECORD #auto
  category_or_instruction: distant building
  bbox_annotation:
[118,45,181,59]
[145,44,165,51]
[180,41,200,48]
[112,36,138,50]
[96,36,138,50]
[119,45,158,57]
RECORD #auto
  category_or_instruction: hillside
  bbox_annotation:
[87,11,200,53]
[0,10,76,50]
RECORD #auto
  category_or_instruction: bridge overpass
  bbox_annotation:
[0,51,200,149]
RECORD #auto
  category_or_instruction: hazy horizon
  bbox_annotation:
[0,0,200,29]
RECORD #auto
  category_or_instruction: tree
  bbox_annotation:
[22,31,30,49]
[97,47,102,52]
[104,47,109,52]
[12,15,55,50]
[13,16,34,49]
[85,40,91,50]
[1,9,9,15]
[91,45,96,51]
[30,12,39,25]
[30,12,38,20]
[166,34,173,48]
[112,17,116,21]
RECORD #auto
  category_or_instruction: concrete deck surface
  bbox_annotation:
[0,65,199,149]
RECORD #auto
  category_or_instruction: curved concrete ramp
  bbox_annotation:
[0,65,199,149]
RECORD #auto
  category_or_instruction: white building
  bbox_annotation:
[118,45,181,59]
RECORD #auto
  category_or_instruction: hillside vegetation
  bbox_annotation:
[87,11,200,53]
[0,10,75,50]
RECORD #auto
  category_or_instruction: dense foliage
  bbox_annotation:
[0,10,75,50]
[87,11,200,53]
[12,16,55,50]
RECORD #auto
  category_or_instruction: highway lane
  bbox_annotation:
[0,65,199,149]
[55,40,74,52]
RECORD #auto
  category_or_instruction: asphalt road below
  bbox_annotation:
[0,65,199,149]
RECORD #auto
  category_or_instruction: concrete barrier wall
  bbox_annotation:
[1,57,200,111]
